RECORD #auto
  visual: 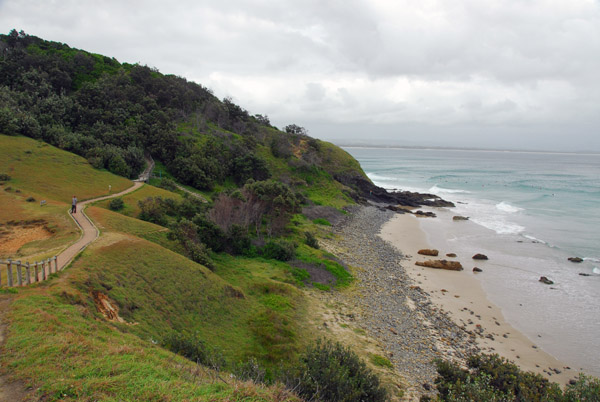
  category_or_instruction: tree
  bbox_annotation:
[284,124,308,136]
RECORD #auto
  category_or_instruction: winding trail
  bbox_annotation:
[56,181,143,272]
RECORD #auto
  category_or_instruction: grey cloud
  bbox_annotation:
[0,0,599,150]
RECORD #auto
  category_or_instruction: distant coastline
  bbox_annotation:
[340,144,600,156]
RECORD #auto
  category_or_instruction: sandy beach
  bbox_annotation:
[379,212,581,385]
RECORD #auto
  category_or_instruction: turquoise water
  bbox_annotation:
[345,146,600,375]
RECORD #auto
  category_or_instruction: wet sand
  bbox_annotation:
[379,212,580,385]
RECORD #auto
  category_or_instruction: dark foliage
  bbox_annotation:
[0,30,275,185]
[261,239,297,261]
[108,198,124,211]
[288,338,388,402]
[434,354,565,402]
[304,231,319,249]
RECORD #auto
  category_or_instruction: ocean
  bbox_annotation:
[344,146,600,376]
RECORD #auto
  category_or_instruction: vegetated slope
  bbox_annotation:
[0,144,309,400]
[0,30,372,208]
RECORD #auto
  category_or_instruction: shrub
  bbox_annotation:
[184,240,214,270]
[0,173,10,181]
[25,196,36,202]
[289,339,387,402]
[445,373,511,402]
[158,178,177,191]
[435,354,563,401]
[226,224,252,255]
[109,198,124,211]
[562,374,600,402]
[261,239,296,261]
[304,231,319,249]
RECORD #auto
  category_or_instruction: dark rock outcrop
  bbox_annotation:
[453,216,469,221]
[473,267,483,273]
[472,253,488,260]
[416,260,463,271]
[413,210,437,218]
[568,257,583,263]
[333,172,455,208]
[418,249,439,256]
[539,276,554,285]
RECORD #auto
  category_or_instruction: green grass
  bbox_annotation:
[92,184,182,218]
[2,286,300,401]
[312,218,331,226]
[369,353,394,369]
[0,135,132,202]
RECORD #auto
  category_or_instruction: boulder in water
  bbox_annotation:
[418,249,439,256]
[472,253,488,260]
[539,276,554,285]
[446,253,457,257]
[568,257,583,263]
[453,215,469,221]
[473,267,483,273]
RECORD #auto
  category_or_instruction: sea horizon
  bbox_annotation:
[340,144,600,156]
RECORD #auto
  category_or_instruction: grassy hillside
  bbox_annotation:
[0,134,401,400]
[0,135,131,202]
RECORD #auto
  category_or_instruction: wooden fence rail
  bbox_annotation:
[0,256,58,288]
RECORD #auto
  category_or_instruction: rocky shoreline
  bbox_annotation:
[320,205,480,399]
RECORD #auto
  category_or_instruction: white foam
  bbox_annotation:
[428,185,470,194]
[523,234,547,244]
[471,217,525,235]
[593,267,600,275]
[496,201,524,213]
[584,257,600,263]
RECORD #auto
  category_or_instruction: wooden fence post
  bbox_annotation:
[16,261,22,286]
[7,259,13,287]
[54,256,58,272]
[25,262,31,285]
[0,261,2,287]
[46,258,51,274]
[41,261,46,281]
[34,261,39,282]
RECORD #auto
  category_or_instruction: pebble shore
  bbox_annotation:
[321,205,480,398]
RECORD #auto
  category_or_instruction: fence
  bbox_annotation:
[0,256,58,288]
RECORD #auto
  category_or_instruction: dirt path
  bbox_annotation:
[55,181,144,272]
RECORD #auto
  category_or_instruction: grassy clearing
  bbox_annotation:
[0,135,131,202]
[92,184,182,218]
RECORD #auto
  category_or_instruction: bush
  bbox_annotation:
[304,231,319,249]
[261,239,296,261]
[158,178,178,191]
[25,196,36,202]
[562,374,600,402]
[434,354,563,402]
[290,339,388,402]
[184,240,214,270]
[109,198,124,211]
[226,224,252,255]
[0,173,11,181]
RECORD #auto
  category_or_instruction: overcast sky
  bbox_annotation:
[1,0,599,151]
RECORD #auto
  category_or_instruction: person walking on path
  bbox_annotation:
[71,195,77,214]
